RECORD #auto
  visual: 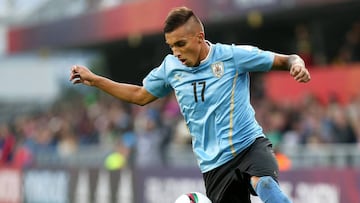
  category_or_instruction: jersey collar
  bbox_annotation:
[200,40,213,65]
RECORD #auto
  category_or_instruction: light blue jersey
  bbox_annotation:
[143,42,274,172]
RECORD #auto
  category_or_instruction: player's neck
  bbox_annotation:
[200,41,211,64]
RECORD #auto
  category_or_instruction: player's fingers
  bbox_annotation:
[302,74,311,82]
[71,65,78,73]
[72,79,81,84]
[70,73,82,83]
[70,66,77,79]
[291,69,301,78]
[294,70,305,80]
[72,77,82,84]
[72,65,85,75]
[296,70,310,82]
[69,72,78,80]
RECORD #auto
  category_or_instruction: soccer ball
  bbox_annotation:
[174,192,212,203]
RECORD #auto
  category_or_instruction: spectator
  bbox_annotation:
[0,123,16,165]
[327,104,357,143]
[134,107,164,168]
[332,21,360,64]
[294,24,314,66]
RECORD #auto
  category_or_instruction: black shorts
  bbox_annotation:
[202,137,279,203]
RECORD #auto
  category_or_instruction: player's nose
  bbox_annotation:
[171,47,180,57]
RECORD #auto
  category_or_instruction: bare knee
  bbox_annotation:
[250,176,261,190]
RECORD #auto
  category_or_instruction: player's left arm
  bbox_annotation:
[271,53,311,83]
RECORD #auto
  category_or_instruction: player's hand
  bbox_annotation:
[290,64,311,83]
[69,65,96,86]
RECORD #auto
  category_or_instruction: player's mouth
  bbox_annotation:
[179,58,186,64]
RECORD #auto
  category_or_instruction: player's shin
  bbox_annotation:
[253,176,291,203]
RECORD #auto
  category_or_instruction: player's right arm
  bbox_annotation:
[70,65,158,106]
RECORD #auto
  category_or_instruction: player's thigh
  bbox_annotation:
[245,137,279,179]
[204,170,251,203]
[219,178,251,203]
[203,157,252,202]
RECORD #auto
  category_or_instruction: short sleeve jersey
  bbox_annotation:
[143,42,274,172]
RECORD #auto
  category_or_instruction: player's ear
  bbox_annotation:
[197,32,205,42]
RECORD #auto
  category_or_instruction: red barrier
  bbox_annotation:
[264,64,360,106]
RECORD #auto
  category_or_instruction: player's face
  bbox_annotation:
[165,25,203,67]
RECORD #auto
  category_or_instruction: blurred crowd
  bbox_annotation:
[0,90,184,169]
[293,21,360,67]
[1,79,360,169]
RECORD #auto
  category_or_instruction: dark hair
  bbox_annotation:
[163,6,195,33]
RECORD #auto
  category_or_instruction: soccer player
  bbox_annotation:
[70,6,310,203]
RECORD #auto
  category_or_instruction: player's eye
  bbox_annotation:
[174,41,186,48]
[178,41,186,47]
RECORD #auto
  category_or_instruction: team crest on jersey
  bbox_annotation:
[211,62,224,78]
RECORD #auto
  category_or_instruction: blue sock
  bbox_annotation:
[254,176,292,203]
